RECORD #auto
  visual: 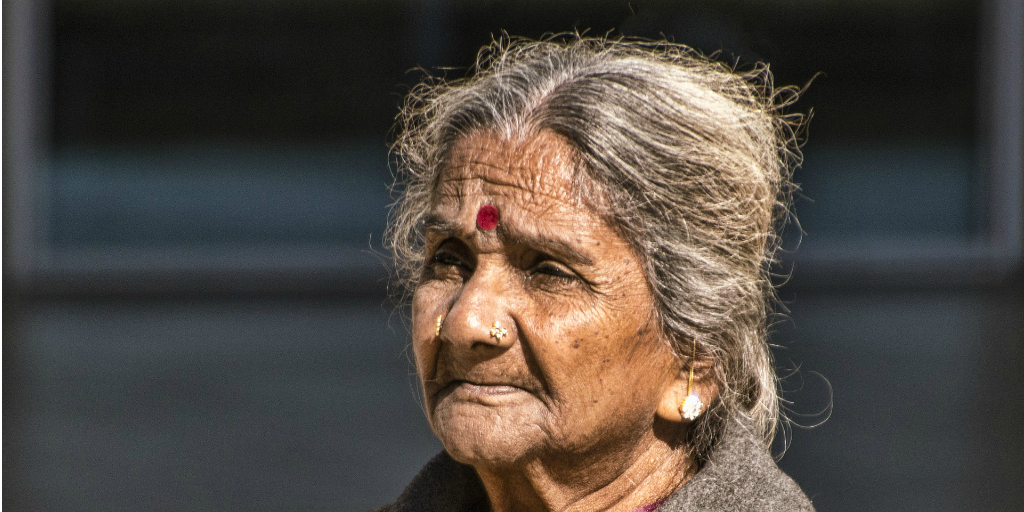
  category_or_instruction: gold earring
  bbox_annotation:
[680,337,704,420]
[489,320,508,342]
[435,315,444,337]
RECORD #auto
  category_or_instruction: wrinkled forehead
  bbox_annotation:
[434,130,588,206]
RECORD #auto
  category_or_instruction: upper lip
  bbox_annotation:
[428,352,540,396]
[451,379,520,388]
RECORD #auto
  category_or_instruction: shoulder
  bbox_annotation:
[370,451,488,512]
[373,417,814,512]
[660,416,815,512]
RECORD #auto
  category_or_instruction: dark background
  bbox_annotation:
[4,0,1022,510]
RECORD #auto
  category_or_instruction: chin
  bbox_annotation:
[441,436,529,468]
[429,401,543,468]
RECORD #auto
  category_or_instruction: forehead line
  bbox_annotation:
[435,174,579,205]
[442,130,584,192]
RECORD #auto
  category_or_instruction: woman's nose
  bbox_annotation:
[441,263,515,350]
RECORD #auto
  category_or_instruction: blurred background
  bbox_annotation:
[4,0,1022,510]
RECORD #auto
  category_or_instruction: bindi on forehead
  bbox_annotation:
[476,204,499,230]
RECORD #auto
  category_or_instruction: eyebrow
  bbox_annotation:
[422,213,461,237]
[502,229,595,267]
[422,213,595,267]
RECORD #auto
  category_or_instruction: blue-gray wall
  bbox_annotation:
[5,1,1022,510]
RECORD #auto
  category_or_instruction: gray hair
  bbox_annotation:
[387,36,803,461]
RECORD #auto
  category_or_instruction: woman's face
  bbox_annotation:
[411,130,683,470]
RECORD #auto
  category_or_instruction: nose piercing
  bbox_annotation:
[489,321,508,342]
[436,315,444,337]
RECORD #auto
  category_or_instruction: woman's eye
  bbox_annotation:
[530,261,577,281]
[422,245,472,282]
[432,251,466,268]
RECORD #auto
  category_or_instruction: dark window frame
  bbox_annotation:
[5,0,1021,295]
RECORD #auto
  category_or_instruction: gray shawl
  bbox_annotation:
[374,415,814,511]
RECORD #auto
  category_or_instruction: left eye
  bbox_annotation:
[529,261,576,280]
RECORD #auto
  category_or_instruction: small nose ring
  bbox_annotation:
[489,321,509,343]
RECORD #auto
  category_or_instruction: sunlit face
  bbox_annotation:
[411,130,683,470]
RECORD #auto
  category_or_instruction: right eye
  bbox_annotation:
[425,247,472,283]
[431,250,466,268]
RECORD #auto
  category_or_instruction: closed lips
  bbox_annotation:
[454,382,522,394]
[432,375,537,397]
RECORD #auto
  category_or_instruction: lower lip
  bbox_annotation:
[441,381,527,403]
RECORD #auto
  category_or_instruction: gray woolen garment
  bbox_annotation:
[372,414,815,511]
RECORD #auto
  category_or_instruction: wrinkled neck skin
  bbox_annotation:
[474,432,696,512]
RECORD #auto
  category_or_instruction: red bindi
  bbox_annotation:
[476,204,499,230]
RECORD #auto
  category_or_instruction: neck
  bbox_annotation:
[474,434,695,512]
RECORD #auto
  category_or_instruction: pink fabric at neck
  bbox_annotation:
[630,498,667,512]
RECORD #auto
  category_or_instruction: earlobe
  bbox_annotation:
[655,377,692,423]
[654,357,717,423]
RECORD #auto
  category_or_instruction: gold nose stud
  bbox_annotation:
[436,315,444,337]
[489,321,508,342]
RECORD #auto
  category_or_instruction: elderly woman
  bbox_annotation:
[379,37,812,511]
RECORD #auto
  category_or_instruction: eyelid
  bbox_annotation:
[430,239,472,267]
[433,249,465,264]
[528,259,580,281]
[432,251,461,265]
[531,256,603,292]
